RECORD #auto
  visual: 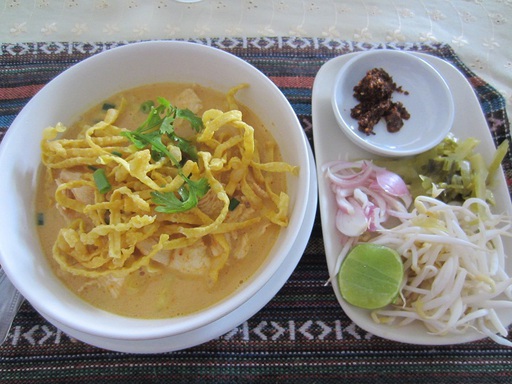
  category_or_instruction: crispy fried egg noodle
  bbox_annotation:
[40,87,299,290]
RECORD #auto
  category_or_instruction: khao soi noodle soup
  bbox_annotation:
[37,83,298,319]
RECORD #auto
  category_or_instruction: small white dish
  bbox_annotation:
[331,50,454,157]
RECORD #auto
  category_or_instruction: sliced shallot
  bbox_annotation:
[323,160,411,237]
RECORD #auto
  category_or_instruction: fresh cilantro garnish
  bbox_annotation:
[123,129,181,166]
[151,176,210,214]
[175,107,203,132]
[120,98,209,213]
[126,97,203,162]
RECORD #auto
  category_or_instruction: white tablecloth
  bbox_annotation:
[0,0,510,120]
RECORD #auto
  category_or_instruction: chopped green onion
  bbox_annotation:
[36,212,45,226]
[140,100,155,114]
[102,102,116,110]
[88,165,99,171]
[111,151,123,157]
[93,168,111,194]
[229,197,240,211]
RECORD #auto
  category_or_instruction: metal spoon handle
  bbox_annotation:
[0,268,24,344]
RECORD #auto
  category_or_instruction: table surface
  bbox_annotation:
[1,1,512,383]
[0,0,510,120]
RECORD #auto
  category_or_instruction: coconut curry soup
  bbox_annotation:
[37,83,298,319]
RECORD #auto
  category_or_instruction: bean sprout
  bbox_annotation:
[341,195,512,346]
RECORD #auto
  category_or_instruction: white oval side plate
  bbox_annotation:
[313,51,512,345]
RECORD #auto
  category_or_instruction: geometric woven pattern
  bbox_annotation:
[1,38,511,383]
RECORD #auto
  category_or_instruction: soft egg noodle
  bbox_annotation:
[40,86,299,286]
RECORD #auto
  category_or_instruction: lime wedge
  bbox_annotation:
[337,243,404,309]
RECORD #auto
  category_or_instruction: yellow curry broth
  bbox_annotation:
[37,83,288,319]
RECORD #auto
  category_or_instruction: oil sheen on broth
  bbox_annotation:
[37,83,287,319]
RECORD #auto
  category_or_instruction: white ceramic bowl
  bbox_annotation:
[331,50,454,157]
[0,41,311,341]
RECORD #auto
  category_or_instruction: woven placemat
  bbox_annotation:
[1,38,511,383]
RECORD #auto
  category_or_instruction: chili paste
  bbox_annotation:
[350,68,410,135]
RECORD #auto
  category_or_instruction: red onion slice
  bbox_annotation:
[324,160,412,238]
